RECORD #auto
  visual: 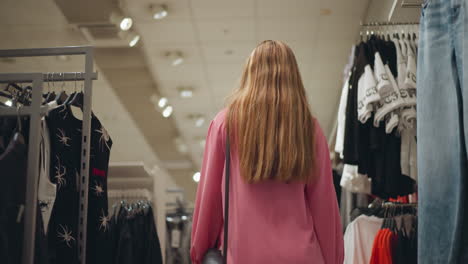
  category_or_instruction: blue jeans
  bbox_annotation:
[418,0,468,263]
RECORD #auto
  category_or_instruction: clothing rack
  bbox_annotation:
[0,46,98,264]
[360,21,419,27]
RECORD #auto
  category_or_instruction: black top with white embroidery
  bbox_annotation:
[46,105,112,264]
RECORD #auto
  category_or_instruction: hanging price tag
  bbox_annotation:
[171,229,181,248]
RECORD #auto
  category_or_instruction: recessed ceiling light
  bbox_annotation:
[110,12,133,31]
[195,117,205,127]
[172,57,184,66]
[128,33,140,47]
[178,87,194,98]
[162,105,173,118]
[5,100,13,107]
[120,17,133,31]
[158,97,168,108]
[166,51,184,66]
[151,4,168,20]
[193,172,201,183]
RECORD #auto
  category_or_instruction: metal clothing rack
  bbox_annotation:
[0,46,98,264]
[360,21,419,27]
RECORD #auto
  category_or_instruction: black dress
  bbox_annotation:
[46,105,112,264]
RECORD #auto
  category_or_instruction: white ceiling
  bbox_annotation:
[0,0,176,184]
[0,0,372,200]
[126,0,369,166]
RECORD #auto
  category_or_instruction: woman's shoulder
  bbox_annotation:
[211,108,228,128]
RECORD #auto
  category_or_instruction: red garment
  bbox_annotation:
[369,228,396,264]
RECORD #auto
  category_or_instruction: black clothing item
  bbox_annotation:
[109,203,163,264]
[46,105,112,264]
[342,38,416,199]
[332,170,342,207]
[0,128,48,264]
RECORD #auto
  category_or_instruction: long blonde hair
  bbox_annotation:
[227,40,316,183]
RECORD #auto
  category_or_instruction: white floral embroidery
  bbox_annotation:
[57,224,75,248]
[92,181,104,196]
[56,128,71,147]
[54,156,67,190]
[99,210,110,232]
[95,126,110,151]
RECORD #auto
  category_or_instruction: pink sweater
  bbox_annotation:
[191,110,344,264]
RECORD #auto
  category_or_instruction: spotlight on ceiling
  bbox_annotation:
[195,116,205,127]
[162,105,173,118]
[151,4,169,20]
[110,11,133,31]
[158,97,168,108]
[178,86,194,98]
[165,51,184,66]
[193,172,201,183]
[128,33,140,47]
[119,30,141,47]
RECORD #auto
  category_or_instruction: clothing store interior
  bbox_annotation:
[1,0,466,263]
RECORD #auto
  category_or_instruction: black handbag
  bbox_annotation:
[202,138,231,264]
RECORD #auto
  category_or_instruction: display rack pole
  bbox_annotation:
[0,73,43,264]
[0,46,97,264]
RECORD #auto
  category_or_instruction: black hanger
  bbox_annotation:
[56,90,68,105]
[69,91,83,109]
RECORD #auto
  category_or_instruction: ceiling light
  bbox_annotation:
[110,11,133,31]
[120,17,133,31]
[193,172,201,183]
[181,215,188,220]
[128,34,140,47]
[178,87,194,98]
[166,51,184,66]
[172,57,184,66]
[5,100,12,107]
[158,97,168,108]
[195,117,205,127]
[162,105,173,118]
[151,4,168,20]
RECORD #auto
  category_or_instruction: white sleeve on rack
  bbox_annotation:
[357,65,379,123]
[335,79,350,158]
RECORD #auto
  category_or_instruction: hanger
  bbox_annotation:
[65,72,79,105]
[55,73,68,105]
[68,73,83,109]
[45,73,56,103]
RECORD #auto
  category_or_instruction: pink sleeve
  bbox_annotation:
[190,119,225,264]
[306,121,344,264]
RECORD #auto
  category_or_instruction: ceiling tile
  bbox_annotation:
[196,18,255,44]
[201,41,255,64]
[206,63,242,99]
[319,0,370,18]
[191,0,254,19]
[256,0,320,18]
[137,20,197,44]
[257,17,320,43]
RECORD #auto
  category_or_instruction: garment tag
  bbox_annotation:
[171,229,181,248]
[16,204,24,223]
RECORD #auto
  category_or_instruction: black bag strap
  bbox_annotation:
[223,138,230,263]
